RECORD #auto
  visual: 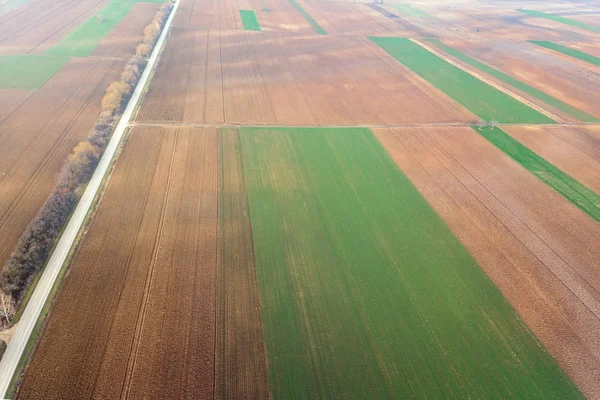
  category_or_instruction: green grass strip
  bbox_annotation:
[389,4,429,17]
[288,0,326,35]
[475,126,600,222]
[240,9,261,31]
[427,39,599,122]
[240,126,581,399]
[0,55,69,89]
[46,0,137,57]
[530,40,600,67]
[519,9,600,33]
[369,37,554,124]
[0,0,31,14]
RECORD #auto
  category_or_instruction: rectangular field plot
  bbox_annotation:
[136,28,476,125]
[370,37,554,124]
[239,126,580,398]
[433,39,600,121]
[375,126,600,398]
[0,0,108,54]
[18,127,220,399]
[0,57,123,280]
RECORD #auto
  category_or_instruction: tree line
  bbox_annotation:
[0,1,175,327]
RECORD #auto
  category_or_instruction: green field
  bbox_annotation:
[239,126,580,399]
[0,0,31,14]
[369,37,554,124]
[389,4,429,17]
[427,39,599,122]
[45,0,163,57]
[240,10,261,31]
[288,0,326,35]
[0,55,69,89]
[519,10,600,33]
[475,126,600,222]
[530,40,600,67]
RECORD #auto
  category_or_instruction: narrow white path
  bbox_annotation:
[0,0,180,397]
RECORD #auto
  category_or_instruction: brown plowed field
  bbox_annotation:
[136,28,476,125]
[0,0,108,54]
[375,127,600,397]
[249,0,313,33]
[174,0,241,29]
[215,128,269,398]
[18,126,220,399]
[0,89,33,122]
[0,57,122,275]
[502,125,600,194]
[299,0,410,36]
[442,39,600,119]
[92,2,159,58]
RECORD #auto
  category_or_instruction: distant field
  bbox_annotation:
[136,29,476,125]
[519,9,600,34]
[427,39,598,122]
[46,0,164,57]
[389,4,428,17]
[240,126,580,398]
[0,55,68,89]
[370,37,554,124]
[530,41,600,67]
[240,10,261,30]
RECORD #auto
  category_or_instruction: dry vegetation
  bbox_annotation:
[0,0,174,324]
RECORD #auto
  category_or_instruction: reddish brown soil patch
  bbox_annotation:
[136,28,476,125]
[17,126,219,399]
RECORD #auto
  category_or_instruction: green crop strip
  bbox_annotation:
[369,37,554,124]
[0,55,69,89]
[530,40,600,67]
[0,0,31,14]
[240,126,581,399]
[427,39,599,122]
[389,4,429,17]
[519,10,600,33]
[45,0,163,57]
[475,126,600,222]
[240,10,261,31]
[288,0,326,35]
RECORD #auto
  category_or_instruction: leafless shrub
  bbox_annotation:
[0,0,175,309]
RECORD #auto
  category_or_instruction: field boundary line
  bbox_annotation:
[0,0,181,396]
[128,121,600,129]
[410,38,565,123]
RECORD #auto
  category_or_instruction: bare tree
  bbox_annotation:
[490,120,499,129]
[0,291,15,325]
[476,119,486,129]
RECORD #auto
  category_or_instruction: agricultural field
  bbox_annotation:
[0,0,163,285]
[423,38,600,121]
[10,0,600,398]
[135,28,478,125]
